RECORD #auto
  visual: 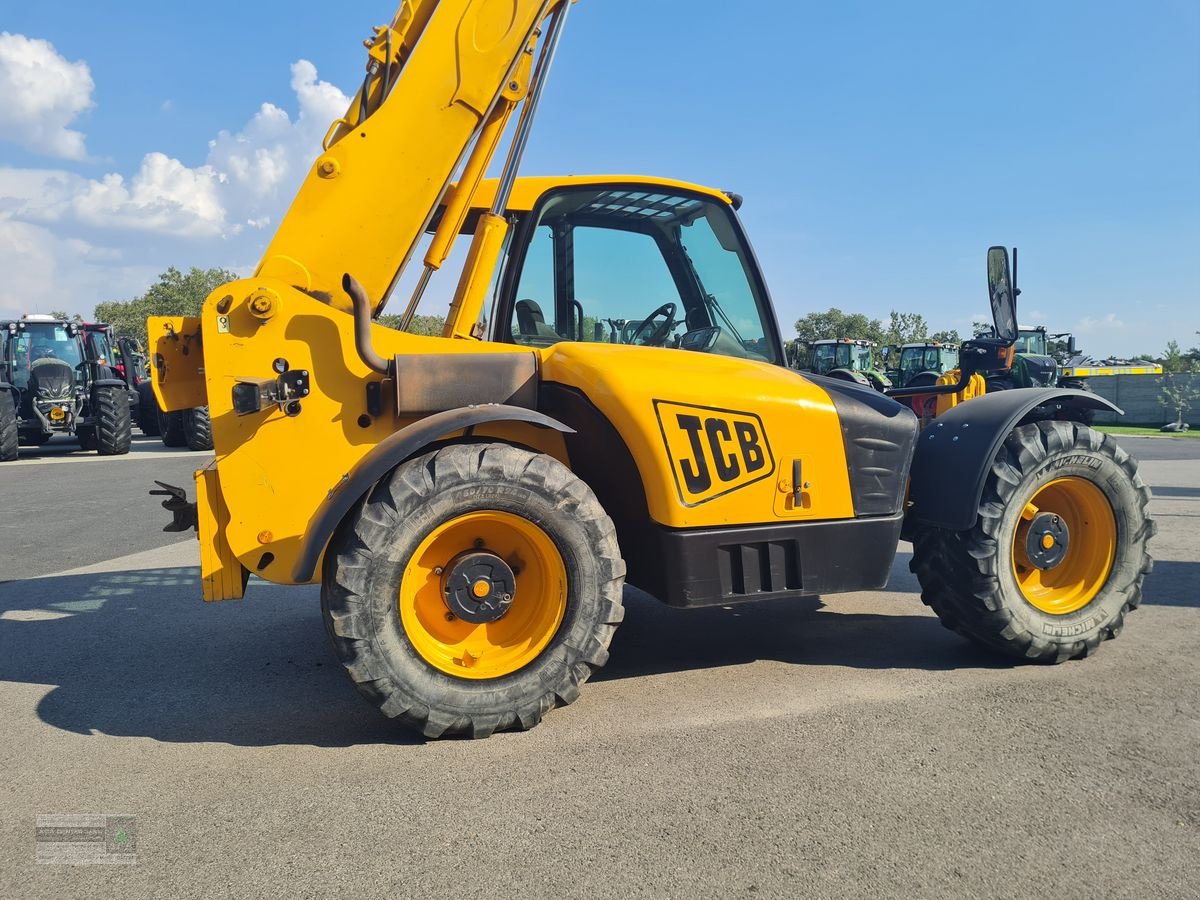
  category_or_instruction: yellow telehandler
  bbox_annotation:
[150,0,1153,738]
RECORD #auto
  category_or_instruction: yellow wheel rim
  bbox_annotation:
[1012,476,1117,615]
[399,511,567,679]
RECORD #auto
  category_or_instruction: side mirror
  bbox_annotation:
[986,246,1018,343]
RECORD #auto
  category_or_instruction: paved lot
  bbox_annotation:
[0,436,1197,898]
[0,435,208,582]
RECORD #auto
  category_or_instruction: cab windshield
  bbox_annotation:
[6,323,82,390]
[503,187,779,364]
[1014,330,1047,355]
[900,346,958,379]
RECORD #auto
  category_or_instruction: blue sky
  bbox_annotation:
[0,0,1196,356]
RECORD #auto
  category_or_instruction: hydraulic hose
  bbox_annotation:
[342,273,392,376]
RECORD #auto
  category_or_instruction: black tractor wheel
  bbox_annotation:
[77,427,97,451]
[137,382,162,436]
[94,385,132,456]
[910,420,1154,662]
[0,391,17,461]
[182,406,213,451]
[159,408,186,447]
[322,442,626,739]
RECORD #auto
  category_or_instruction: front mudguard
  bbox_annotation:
[291,404,574,583]
[904,388,1121,534]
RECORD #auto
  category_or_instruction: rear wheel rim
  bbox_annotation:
[399,510,567,679]
[1012,476,1117,615]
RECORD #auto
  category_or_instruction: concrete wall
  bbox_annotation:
[1086,374,1200,427]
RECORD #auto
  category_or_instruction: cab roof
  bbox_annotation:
[468,175,735,213]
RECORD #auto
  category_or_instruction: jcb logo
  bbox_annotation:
[654,400,775,506]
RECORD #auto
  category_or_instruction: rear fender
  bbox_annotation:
[291,404,573,583]
[905,388,1121,533]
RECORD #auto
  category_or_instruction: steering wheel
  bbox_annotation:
[629,302,677,347]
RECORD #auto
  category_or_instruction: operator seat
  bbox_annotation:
[514,299,561,343]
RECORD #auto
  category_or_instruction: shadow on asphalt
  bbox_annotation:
[12,433,193,461]
[1139,560,1200,607]
[1151,485,1200,499]
[0,549,1191,747]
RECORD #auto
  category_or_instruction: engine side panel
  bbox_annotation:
[540,342,893,529]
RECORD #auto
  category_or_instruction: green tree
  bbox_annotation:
[1160,340,1195,375]
[1160,374,1199,428]
[793,308,884,344]
[1186,332,1200,367]
[94,266,238,346]
[376,313,447,336]
[928,329,962,344]
[881,311,928,346]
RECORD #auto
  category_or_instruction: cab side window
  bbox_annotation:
[510,225,560,346]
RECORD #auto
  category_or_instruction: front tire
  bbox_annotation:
[322,442,626,739]
[137,382,162,436]
[182,406,213,451]
[159,408,186,447]
[0,391,17,461]
[94,385,132,456]
[910,421,1154,662]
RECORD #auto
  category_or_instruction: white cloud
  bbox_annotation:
[207,60,350,225]
[0,57,349,243]
[0,56,352,318]
[1077,313,1125,334]
[0,33,94,160]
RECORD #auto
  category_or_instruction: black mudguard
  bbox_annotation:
[905,388,1121,533]
[292,404,573,582]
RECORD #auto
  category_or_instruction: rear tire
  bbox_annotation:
[77,427,97,451]
[182,406,213,451]
[137,382,162,436]
[159,408,186,447]
[910,421,1154,662]
[94,385,132,456]
[322,442,626,739]
[0,391,17,461]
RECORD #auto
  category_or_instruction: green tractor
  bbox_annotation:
[0,315,132,460]
[991,324,1070,390]
[888,341,961,390]
[793,338,892,391]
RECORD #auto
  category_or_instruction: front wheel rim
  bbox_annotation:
[1012,476,1117,615]
[399,510,567,679]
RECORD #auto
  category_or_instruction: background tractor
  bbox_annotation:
[793,338,891,391]
[149,1,1151,740]
[887,341,960,389]
[0,315,132,460]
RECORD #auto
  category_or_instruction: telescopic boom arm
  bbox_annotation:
[255,0,572,332]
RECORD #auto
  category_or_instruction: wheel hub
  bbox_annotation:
[1026,511,1070,570]
[441,550,516,624]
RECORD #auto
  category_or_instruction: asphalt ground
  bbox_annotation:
[0,436,1197,898]
[0,434,207,582]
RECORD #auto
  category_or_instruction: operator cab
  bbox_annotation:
[492,184,783,366]
[3,320,84,391]
[811,339,873,375]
